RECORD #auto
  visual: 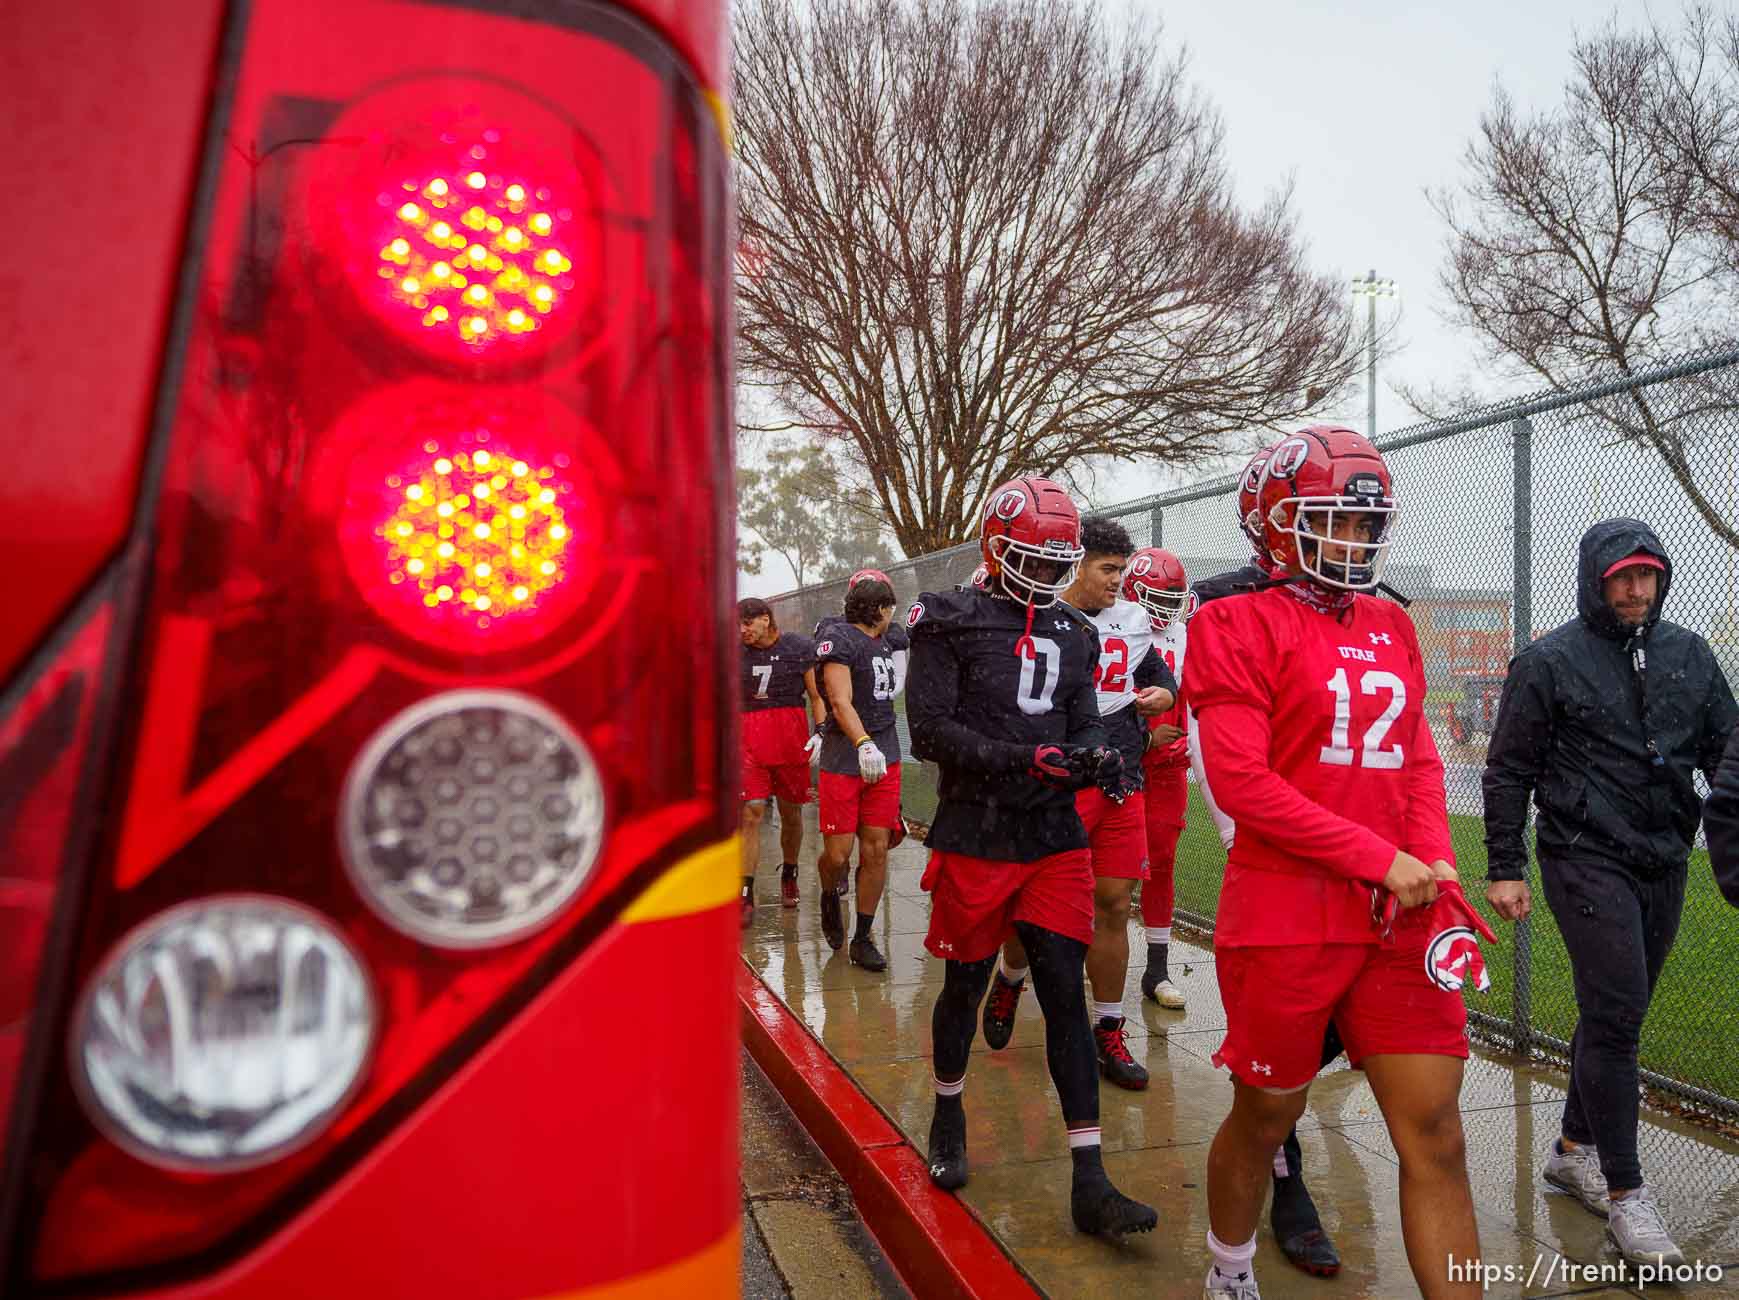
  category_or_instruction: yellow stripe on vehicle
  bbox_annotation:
[535,1222,739,1298]
[622,837,740,924]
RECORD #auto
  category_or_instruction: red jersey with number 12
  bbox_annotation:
[1187,586,1454,946]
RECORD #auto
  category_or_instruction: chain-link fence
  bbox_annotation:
[768,344,1739,1123]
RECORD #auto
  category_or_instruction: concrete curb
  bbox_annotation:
[737,960,1043,1300]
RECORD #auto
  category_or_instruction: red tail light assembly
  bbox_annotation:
[2,0,733,1289]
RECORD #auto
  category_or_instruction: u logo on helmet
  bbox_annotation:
[1129,554,1153,577]
[991,488,1027,521]
[1269,436,1311,478]
[1425,926,1489,993]
[1241,456,1269,493]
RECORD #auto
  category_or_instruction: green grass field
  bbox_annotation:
[897,762,1739,1106]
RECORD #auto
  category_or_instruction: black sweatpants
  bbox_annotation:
[1540,856,1685,1191]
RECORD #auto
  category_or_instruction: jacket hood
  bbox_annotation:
[1577,518,1672,640]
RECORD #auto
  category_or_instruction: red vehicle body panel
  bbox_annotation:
[0,0,225,685]
[1,0,739,1294]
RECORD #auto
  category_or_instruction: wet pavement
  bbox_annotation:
[740,1051,909,1299]
[741,801,1739,1299]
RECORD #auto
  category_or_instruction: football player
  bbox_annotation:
[979,518,1176,1091]
[815,576,902,970]
[1192,445,1346,1279]
[738,597,825,927]
[1122,547,1193,1010]
[1190,428,1479,1300]
[816,569,912,899]
[908,477,1157,1239]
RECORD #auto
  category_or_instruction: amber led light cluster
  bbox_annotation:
[380,443,571,630]
[378,155,573,348]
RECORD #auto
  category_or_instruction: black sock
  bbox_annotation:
[779,861,798,875]
[935,1091,964,1119]
[854,912,874,943]
[1145,941,1169,980]
[741,876,753,897]
[1070,1143,1107,1180]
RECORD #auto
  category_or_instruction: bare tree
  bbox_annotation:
[1646,6,1739,277]
[734,0,1364,555]
[1434,23,1739,548]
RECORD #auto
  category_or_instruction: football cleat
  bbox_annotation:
[819,889,845,950]
[848,935,887,972]
[981,973,1023,1050]
[1094,1017,1149,1090]
[1272,1132,1340,1277]
[927,1105,968,1190]
[779,864,799,909]
[1070,1170,1158,1237]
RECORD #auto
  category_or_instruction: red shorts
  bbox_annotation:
[739,708,812,805]
[1074,787,1148,880]
[1140,769,1188,927]
[818,765,902,835]
[1212,937,1469,1090]
[921,848,1094,961]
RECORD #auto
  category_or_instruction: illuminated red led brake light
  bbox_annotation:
[303,79,598,363]
[320,382,609,652]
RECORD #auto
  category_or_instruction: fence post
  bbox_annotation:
[1149,505,1163,549]
[1510,416,1534,1059]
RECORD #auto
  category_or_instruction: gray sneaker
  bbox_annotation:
[1606,1188,1684,1267]
[1542,1140,1610,1217]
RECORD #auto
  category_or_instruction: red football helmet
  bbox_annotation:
[1256,426,1396,592]
[1237,443,1281,549]
[1123,547,1194,629]
[979,477,1084,607]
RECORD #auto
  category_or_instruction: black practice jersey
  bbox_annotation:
[906,589,1106,861]
[815,614,909,653]
[817,624,900,773]
[1192,561,1271,606]
[740,633,816,713]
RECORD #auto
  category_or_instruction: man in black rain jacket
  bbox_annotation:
[1482,518,1735,1267]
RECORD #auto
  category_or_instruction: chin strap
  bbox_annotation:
[1014,599,1038,662]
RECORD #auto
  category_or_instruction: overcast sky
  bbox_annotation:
[737,1,1672,597]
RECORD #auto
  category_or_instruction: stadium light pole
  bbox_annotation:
[1349,269,1398,436]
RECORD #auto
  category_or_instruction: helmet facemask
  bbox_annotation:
[1134,584,1195,629]
[988,535,1083,607]
[1282,499,1397,591]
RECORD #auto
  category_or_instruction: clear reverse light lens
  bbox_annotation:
[72,896,375,1172]
[340,690,605,948]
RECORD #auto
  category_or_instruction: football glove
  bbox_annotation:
[803,732,823,761]
[1031,744,1086,789]
[1090,747,1136,803]
[857,739,889,783]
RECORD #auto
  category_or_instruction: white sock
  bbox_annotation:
[1145,926,1171,945]
[1067,1126,1102,1149]
[997,954,1028,984]
[1091,1000,1123,1023]
[933,1074,964,1098]
[1207,1229,1258,1281]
